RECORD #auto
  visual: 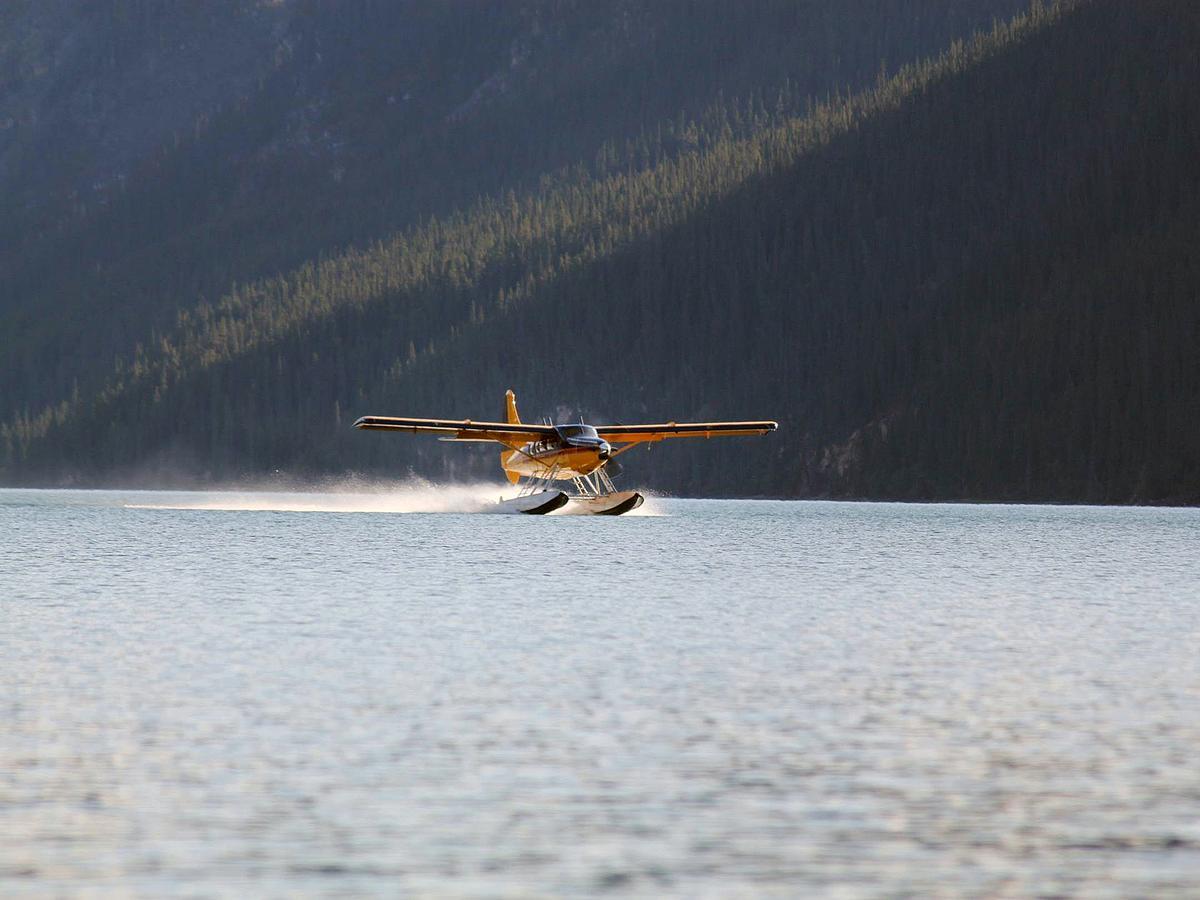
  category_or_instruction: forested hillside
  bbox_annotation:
[1,0,1024,425]
[3,0,1197,504]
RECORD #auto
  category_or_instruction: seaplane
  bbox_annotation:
[354,390,778,515]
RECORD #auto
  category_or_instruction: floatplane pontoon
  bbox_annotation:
[354,391,777,515]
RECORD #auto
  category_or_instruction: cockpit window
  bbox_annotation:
[557,425,598,440]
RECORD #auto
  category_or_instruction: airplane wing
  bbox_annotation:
[594,421,778,444]
[353,416,553,446]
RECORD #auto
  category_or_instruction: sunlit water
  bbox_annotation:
[3,487,1199,897]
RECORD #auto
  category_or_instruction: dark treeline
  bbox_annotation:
[3,0,1198,504]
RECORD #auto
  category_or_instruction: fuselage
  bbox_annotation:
[502,424,612,479]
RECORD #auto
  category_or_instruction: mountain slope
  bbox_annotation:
[4,0,1198,504]
[0,0,1030,427]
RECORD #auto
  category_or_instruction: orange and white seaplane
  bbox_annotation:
[354,390,777,515]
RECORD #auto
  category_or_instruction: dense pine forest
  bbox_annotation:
[2,0,1197,503]
[0,0,1026,422]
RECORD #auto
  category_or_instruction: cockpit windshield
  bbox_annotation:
[556,424,599,440]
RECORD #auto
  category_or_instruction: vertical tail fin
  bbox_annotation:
[503,390,522,481]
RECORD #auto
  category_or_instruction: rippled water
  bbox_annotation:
[3,488,1199,896]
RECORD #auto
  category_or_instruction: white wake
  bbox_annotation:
[123,477,665,515]
[125,478,505,514]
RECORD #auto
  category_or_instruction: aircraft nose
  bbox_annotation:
[599,441,612,460]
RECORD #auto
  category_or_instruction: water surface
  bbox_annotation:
[3,488,1199,896]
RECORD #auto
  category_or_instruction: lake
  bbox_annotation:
[3,487,1199,896]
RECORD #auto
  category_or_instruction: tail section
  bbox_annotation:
[503,389,521,482]
[505,389,521,425]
